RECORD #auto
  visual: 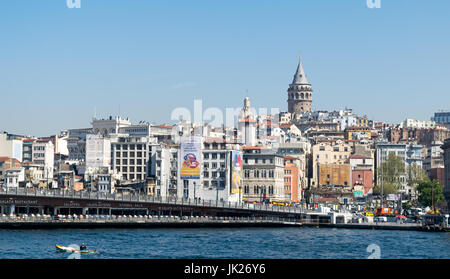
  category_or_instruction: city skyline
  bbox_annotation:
[1,0,450,137]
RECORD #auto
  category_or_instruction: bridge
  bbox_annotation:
[0,188,331,223]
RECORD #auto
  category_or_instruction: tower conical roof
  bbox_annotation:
[292,55,309,84]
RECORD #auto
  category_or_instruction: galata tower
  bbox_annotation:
[287,56,313,114]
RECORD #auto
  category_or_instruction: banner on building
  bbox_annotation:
[180,136,202,179]
[230,151,243,194]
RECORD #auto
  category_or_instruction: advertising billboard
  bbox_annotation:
[180,136,202,179]
[230,151,243,194]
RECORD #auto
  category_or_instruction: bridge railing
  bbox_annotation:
[0,187,307,214]
[0,213,302,224]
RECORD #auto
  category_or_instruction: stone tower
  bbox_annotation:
[287,56,313,114]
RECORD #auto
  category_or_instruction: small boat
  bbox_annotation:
[56,245,97,254]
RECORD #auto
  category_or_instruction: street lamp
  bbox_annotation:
[193,181,196,203]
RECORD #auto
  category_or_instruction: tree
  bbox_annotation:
[376,152,406,194]
[372,183,397,195]
[407,162,427,189]
[416,179,444,209]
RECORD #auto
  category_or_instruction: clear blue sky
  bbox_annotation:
[1,0,449,137]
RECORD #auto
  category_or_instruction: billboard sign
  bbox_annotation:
[231,151,243,194]
[353,190,363,197]
[180,136,202,179]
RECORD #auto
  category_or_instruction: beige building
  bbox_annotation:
[318,164,351,187]
[242,147,285,203]
[311,141,351,188]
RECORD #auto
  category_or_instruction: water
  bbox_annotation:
[0,227,449,259]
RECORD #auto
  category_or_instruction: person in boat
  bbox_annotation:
[80,243,87,251]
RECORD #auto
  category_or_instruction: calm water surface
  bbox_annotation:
[0,228,449,259]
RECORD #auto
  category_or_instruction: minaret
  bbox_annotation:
[238,97,257,146]
[287,56,313,114]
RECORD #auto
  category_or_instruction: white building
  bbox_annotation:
[0,133,23,162]
[400,118,436,129]
[151,138,243,203]
[32,140,54,182]
[3,167,25,189]
[111,135,151,182]
[86,134,111,170]
[67,128,91,161]
[92,116,131,136]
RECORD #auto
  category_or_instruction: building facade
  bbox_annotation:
[311,141,351,188]
[242,147,285,203]
[443,138,450,210]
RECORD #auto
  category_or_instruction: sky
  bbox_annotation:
[1,0,449,137]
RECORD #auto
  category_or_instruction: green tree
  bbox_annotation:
[376,152,406,194]
[407,162,427,190]
[416,179,444,208]
[372,183,398,195]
